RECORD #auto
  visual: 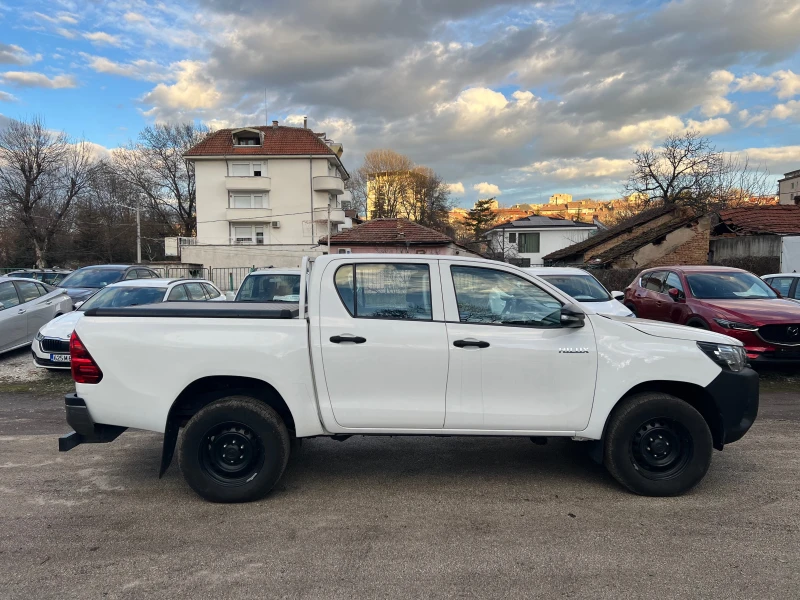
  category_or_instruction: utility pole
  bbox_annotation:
[327,201,332,255]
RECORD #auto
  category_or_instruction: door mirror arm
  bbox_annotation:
[560,303,586,328]
[667,288,685,302]
[611,291,625,302]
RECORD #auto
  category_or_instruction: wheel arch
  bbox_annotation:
[159,375,296,477]
[603,380,724,451]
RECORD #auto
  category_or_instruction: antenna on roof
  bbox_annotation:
[264,87,268,126]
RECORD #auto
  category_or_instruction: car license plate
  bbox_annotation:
[50,354,71,363]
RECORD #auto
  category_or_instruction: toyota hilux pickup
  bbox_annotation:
[59,255,758,502]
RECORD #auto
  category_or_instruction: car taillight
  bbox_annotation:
[70,331,103,384]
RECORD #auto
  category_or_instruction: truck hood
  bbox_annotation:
[693,298,800,325]
[38,310,84,340]
[604,315,740,345]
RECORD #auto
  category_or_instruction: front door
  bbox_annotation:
[0,281,26,351]
[319,260,449,429]
[14,281,51,337]
[442,264,597,431]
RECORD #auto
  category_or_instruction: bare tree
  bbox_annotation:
[709,154,772,209]
[357,149,414,219]
[399,167,454,232]
[0,116,97,267]
[114,123,209,237]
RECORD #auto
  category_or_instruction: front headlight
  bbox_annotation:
[713,318,758,331]
[697,342,747,372]
[35,331,45,341]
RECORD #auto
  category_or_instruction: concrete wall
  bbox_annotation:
[182,244,324,269]
[490,228,595,265]
[709,235,781,261]
[612,216,710,269]
[194,157,337,246]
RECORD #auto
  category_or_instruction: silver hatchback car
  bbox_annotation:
[0,277,73,355]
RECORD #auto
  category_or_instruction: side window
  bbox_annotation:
[767,277,793,296]
[136,269,153,279]
[0,281,20,310]
[641,271,666,291]
[333,263,432,320]
[202,283,221,299]
[35,283,49,295]
[450,266,562,327]
[15,281,41,303]
[168,285,188,301]
[662,272,684,294]
[125,270,139,280]
[185,282,208,301]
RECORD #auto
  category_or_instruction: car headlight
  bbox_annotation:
[35,331,45,341]
[713,318,758,331]
[697,342,747,372]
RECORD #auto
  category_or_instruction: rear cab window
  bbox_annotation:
[334,263,433,320]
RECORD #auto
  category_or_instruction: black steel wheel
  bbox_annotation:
[630,418,692,480]
[604,392,712,496]
[179,396,291,503]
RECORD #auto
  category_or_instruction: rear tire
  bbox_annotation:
[604,392,712,496]
[625,303,637,317]
[178,395,290,503]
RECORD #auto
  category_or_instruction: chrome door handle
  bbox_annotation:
[17,309,26,314]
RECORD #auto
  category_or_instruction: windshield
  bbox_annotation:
[60,267,125,289]
[80,286,167,311]
[539,274,611,302]
[685,272,778,300]
[235,274,301,302]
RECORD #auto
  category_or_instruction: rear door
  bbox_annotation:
[319,259,449,429]
[636,271,666,319]
[441,263,598,431]
[0,281,25,350]
[185,282,209,301]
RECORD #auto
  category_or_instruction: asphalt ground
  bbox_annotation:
[1,346,799,599]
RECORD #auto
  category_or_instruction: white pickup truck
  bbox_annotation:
[60,255,758,502]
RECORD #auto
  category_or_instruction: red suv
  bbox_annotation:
[624,266,800,363]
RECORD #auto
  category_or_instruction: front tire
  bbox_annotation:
[604,392,712,496]
[178,396,290,503]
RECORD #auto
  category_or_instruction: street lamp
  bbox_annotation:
[110,198,141,264]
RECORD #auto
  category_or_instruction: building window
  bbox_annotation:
[508,232,517,243]
[233,133,261,146]
[517,232,540,253]
[230,193,267,208]
[232,225,265,244]
[230,162,265,177]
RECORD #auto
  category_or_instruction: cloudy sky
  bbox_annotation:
[1,0,798,207]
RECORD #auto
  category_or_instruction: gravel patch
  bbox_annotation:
[0,347,71,392]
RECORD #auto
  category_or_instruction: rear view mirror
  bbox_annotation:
[611,291,624,301]
[560,304,586,328]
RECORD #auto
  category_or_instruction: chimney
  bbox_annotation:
[303,116,308,129]
[272,120,278,129]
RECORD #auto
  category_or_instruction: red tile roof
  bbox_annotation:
[184,126,336,157]
[323,219,454,246]
[717,206,800,235]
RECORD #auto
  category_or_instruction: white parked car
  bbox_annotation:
[60,255,757,502]
[0,277,73,355]
[524,267,634,317]
[234,268,301,302]
[33,278,224,369]
[761,273,800,302]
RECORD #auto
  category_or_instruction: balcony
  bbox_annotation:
[328,208,347,224]
[312,175,344,195]
[225,176,271,192]
[226,207,271,222]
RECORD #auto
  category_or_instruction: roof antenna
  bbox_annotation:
[264,87,268,126]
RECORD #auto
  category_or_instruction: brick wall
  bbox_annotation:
[584,212,677,261]
[611,216,710,269]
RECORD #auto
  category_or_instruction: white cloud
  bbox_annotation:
[447,182,465,194]
[81,53,168,82]
[55,28,77,39]
[124,12,147,23]
[736,70,800,99]
[140,61,225,120]
[520,157,631,180]
[83,32,123,47]
[700,70,735,117]
[0,43,41,66]
[33,12,79,25]
[0,90,17,102]
[743,100,800,126]
[473,182,501,196]
[0,71,77,89]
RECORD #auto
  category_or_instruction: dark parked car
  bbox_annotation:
[624,266,800,363]
[57,265,160,306]
[6,269,73,285]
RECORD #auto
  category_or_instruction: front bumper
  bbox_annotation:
[32,349,71,370]
[705,367,759,446]
[747,348,800,364]
[59,394,126,451]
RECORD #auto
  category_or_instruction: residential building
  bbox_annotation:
[778,169,800,205]
[323,218,481,257]
[486,216,598,266]
[549,193,572,205]
[179,121,352,267]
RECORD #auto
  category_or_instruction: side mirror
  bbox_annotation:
[560,303,586,328]
[73,301,84,309]
[668,287,684,302]
[611,291,625,302]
